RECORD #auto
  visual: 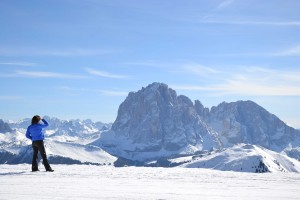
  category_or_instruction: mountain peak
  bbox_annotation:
[97,82,300,161]
[100,83,221,160]
[145,82,168,90]
[0,119,12,133]
[128,82,175,99]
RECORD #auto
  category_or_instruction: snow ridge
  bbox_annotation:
[181,144,300,173]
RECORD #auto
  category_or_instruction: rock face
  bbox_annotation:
[0,119,12,133]
[100,83,221,159]
[208,101,300,151]
[96,82,300,161]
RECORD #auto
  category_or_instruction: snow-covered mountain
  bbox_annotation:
[93,82,300,164]
[8,116,112,144]
[1,82,300,173]
[0,117,115,165]
[208,101,300,151]
[0,119,12,133]
[94,83,221,161]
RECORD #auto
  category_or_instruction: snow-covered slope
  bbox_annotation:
[0,130,30,152]
[284,147,300,161]
[2,164,300,200]
[180,144,300,173]
[45,141,117,165]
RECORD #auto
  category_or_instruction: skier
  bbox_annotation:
[26,115,54,172]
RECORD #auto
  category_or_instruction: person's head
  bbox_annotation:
[31,115,41,125]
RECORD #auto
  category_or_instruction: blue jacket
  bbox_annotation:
[26,119,49,141]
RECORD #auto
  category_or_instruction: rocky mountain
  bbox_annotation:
[93,82,300,163]
[208,101,300,151]
[0,119,12,133]
[1,82,300,173]
[94,83,221,161]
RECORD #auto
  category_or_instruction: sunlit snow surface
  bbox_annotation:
[1,165,300,200]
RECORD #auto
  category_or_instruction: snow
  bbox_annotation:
[181,144,300,173]
[1,164,300,200]
[45,141,117,164]
[0,130,30,151]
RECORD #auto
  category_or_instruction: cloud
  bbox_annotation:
[0,95,22,100]
[174,66,300,96]
[200,20,300,26]
[14,70,88,79]
[173,82,300,96]
[200,45,300,57]
[0,47,116,57]
[183,64,220,76]
[38,49,114,56]
[271,45,300,56]
[218,79,300,96]
[236,45,300,57]
[59,86,128,97]
[85,68,129,79]
[123,60,168,68]
[215,0,235,10]
[99,90,128,96]
[0,62,37,66]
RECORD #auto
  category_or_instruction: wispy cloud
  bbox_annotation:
[0,95,22,100]
[99,90,128,96]
[14,70,88,79]
[202,45,300,57]
[0,62,38,66]
[174,66,300,96]
[173,81,300,96]
[0,47,117,57]
[59,86,128,97]
[38,49,115,57]
[123,60,168,68]
[183,63,220,76]
[215,0,235,10]
[200,19,300,26]
[85,68,129,79]
[270,45,300,56]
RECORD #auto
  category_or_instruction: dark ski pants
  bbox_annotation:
[32,140,51,171]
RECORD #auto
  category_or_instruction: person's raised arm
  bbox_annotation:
[40,118,49,128]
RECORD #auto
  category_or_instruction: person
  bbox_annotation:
[26,115,54,172]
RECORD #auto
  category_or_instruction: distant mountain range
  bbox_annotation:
[1,82,300,173]
[0,117,115,165]
[0,119,12,133]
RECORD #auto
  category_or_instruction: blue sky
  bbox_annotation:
[0,0,300,128]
